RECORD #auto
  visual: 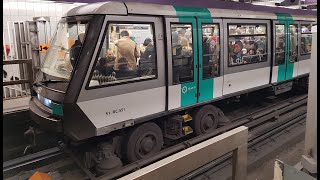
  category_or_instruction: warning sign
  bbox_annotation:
[39,44,49,53]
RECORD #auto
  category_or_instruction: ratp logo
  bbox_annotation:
[182,86,188,94]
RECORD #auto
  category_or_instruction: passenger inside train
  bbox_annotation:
[202,24,220,78]
[89,23,157,87]
[171,24,194,84]
[228,24,267,66]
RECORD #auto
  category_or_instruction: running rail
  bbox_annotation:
[117,126,248,180]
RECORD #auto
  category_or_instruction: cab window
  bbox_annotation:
[171,23,193,84]
[228,24,268,66]
[202,24,220,79]
[300,24,312,55]
[88,22,157,87]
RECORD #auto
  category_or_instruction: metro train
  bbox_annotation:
[28,1,316,173]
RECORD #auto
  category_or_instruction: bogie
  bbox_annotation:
[193,105,222,135]
[124,122,164,163]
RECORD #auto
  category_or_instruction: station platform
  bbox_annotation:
[3,96,30,114]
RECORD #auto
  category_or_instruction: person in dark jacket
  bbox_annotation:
[138,41,155,76]
[140,38,152,56]
[70,33,85,67]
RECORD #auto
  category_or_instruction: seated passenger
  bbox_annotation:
[115,57,136,80]
[114,30,140,71]
[97,48,116,76]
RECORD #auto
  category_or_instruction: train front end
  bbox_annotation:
[29,15,104,139]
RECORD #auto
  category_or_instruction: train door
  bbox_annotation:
[197,18,223,102]
[272,19,299,83]
[166,18,199,109]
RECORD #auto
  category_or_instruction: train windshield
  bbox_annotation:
[36,16,92,92]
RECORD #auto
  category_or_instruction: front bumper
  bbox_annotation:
[29,97,63,132]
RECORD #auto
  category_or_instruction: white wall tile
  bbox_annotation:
[3,16,10,29]
[10,15,20,22]
[17,1,26,17]
[41,3,50,17]
[4,7,11,16]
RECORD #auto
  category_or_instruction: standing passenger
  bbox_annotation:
[140,38,152,56]
[114,30,140,70]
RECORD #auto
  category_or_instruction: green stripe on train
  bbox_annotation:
[174,6,214,105]
[276,13,294,82]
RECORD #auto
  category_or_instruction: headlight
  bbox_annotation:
[37,94,63,116]
[37,94,52,108]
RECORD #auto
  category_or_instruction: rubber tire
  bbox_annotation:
[193,105,220,136]
[125,122,164,163]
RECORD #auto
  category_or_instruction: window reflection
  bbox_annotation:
[289,25,298,63]
[171,24,193,84]
[275,25,285,65]
[202,24,220,79]
[301,24,312,55]
[228,24,268,66]
[89,23,157,87]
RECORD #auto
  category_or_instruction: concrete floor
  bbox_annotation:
[247,139,305,180]
[3,96,30,113]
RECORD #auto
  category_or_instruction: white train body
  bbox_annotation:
[29,1,316,141]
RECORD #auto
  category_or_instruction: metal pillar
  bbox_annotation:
[13,22,29,93]
[301,25,317,174]
[26,21,41,79]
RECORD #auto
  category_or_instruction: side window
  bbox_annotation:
[202,24,220,79]
[301,24,312,55]
[88,22,157,87]
[171,24,193,84]
[275,24,285,65]
[228,24,268,66]
[289,24,298,62]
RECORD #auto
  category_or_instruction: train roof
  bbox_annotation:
[65,1,317,21]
